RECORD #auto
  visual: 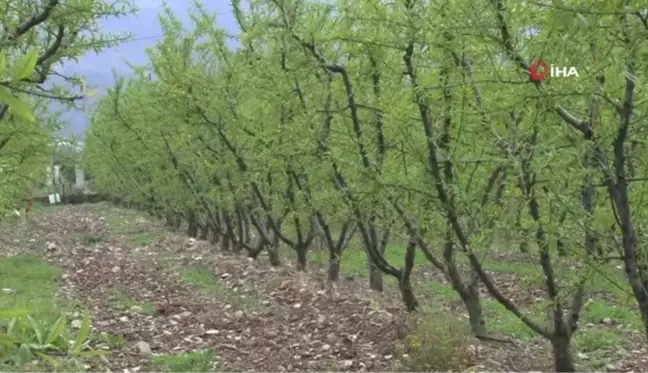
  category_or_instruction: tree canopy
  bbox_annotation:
[76,0,648,371]
[0,0,135,211]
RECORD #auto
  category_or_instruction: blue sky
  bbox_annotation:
[59,0,239,137]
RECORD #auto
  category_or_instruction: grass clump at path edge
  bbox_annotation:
[151,350,217,372]
[0,254,63,321]
[180,266,263,311]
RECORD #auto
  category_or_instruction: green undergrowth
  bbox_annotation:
[87,202,141,227]
[395,306,475,371]
[0,254,64,322]
[106,287,155,315]
[302,242,631,301]
[85,202,164,246]
[30,202,68,215]
[180,266,263,311]
[129,231,160,246]
[293,240,640,353]
[581,299,641,327]
[151,350,218,372]
[73,231,105,245]
[0,255,99,371]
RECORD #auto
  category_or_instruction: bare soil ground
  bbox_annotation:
[1,202,647,372]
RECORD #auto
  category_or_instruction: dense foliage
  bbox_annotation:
[84,1,648,371]
[0,0,134,213]
[0,309,101,371]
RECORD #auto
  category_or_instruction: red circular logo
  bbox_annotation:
[529,60,549,81]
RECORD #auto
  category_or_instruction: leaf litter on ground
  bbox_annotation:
[1,203,646,372]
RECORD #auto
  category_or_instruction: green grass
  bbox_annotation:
[72,231,104,245]
[397,306,475,371]
[417,281,457,301]
[481,260,538,276]
[30,202,67,215]
[307,242,429,275]
[0,255,78,372]
[306,241,640,349]
[151,350,217,372]
[483,299,546,341]
[580,299,641,327]
[574,328,622,352]
[324,241,634,299]
[82,202,162,246]
[181,267,263,311]
[0,255,63,320]
[129,231,159,246]
[107,287,155,315]
[85,202,144,232]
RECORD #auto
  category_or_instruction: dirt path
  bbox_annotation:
[5,203,648,372]
[10,204,405,372]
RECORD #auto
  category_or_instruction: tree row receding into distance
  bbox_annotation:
[83,1,648,371]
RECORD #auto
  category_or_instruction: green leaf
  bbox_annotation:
[0,333,17,346]
[10,48,39,81]
[72,310,91,354]
[44,315,67,346]
[576,12,587,25]
[17,343,32,366]
[26,316,43,345]
[0,86,35,122]
[0,308,28,319]
[7,317,18,335]
[0,51,6,75]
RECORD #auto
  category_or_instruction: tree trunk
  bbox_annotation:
[328,251,340,282]
[235,207,245,248]
[296,245,307,271]
[368,261,383,292]
[222,210,232,236]
[222,229,231,251]
[187,223,198,238]
[399,273,418,311]
[557,239,566,256]
[557,211,568,256]
[222,211,237,252]
[551,335,575,372]
[267,245,281,266]
[458,284,487,337]
[248,248,261,259]
[165,213,175,228]
[186,212,199,238]
[444,234,487,337]
[173,214,182,230]
[399,235,418,311]
[199,223,209,240]
[243,212,251,242]
[515,208,529,253]
[209,221,221,245]
[630,275,648,339]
